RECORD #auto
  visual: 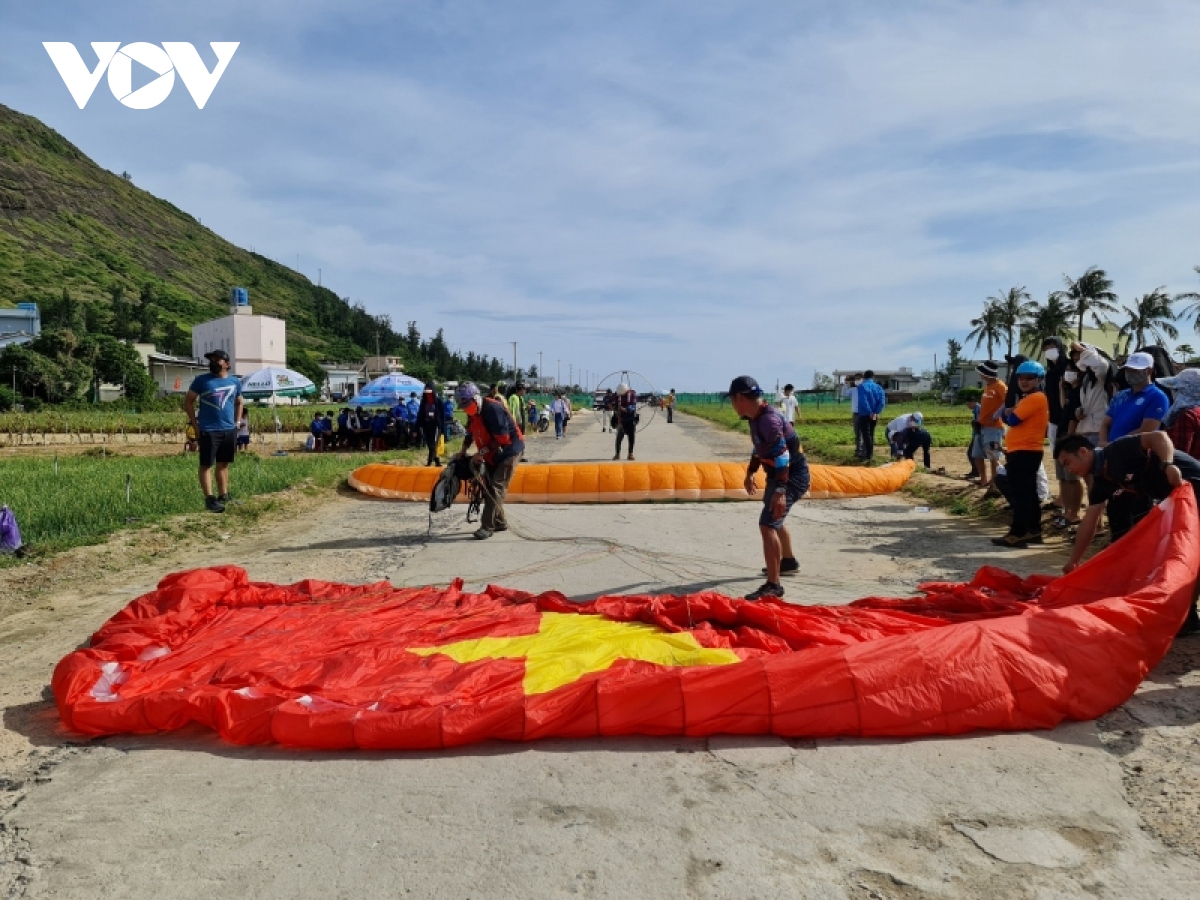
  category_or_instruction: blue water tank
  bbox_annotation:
[16,302,37,311]
[231,287,249,307]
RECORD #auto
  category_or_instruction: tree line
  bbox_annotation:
[0,278,516,407]
[964,265,1200,362]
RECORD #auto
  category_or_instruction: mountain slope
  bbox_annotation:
[0,103,412,364]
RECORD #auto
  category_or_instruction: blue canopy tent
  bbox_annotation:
[352,374,428,407]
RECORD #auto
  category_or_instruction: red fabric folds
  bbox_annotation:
[53,488,1199,749]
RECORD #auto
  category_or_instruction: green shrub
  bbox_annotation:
[956,388,983,403]
[0,386,15,412]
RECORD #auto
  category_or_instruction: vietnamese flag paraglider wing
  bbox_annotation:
[52,487,1199,749]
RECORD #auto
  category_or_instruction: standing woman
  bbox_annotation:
[550,391,567,439]
[992,360,1050,548]
[416,381,446,466]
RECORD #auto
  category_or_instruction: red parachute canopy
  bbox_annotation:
[53,489,1198,750]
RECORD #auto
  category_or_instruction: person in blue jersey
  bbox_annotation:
[184,349,244,513]
[727,375,812,601]
[854,370,887,461]
[1099,351,1171,539]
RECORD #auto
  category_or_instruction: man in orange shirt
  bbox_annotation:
[973,360,1007,487]
[992,360,1050,548]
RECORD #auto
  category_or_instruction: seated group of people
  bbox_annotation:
[309,393,455,452]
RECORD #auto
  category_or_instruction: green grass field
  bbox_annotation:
[0,448,418,561]
[677,402,974,465]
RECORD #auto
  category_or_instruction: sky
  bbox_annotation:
[2,1,1200,391]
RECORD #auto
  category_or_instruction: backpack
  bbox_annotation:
[429,456,479,513]
[0,506,23,554]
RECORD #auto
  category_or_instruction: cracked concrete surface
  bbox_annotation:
[2,412,1199,898]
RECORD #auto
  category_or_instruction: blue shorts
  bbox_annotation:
[759,459,811,530]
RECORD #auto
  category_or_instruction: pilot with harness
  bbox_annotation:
[451,382,525,539]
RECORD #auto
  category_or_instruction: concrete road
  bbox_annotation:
[4,412,1199,898]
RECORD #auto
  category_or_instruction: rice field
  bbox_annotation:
[0,448,418,560]
[677,402,974,466]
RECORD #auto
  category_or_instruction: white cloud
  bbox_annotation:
[5,0,1200,388]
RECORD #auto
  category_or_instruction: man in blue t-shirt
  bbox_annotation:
[185,350,244,513]
[1098,351,1170,538]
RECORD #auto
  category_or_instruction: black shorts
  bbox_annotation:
[759,459,811,530]
[198,430,236,467]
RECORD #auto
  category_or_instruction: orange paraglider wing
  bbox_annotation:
[347,460,916,503]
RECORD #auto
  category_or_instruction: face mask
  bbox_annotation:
[1126,369,1150,388]
[208,361,222,375]
[1044,348,1059,362]
[1063,371,1079,384]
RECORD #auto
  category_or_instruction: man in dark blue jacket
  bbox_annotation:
[854,370,887,461]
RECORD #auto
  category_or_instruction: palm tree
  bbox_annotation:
[1174,344,1195,364]
[1053,267,1119,340]
[965,301,1004,359]
[1117,288,1178,353]
[1175,265,1200,333]
[988,286,1035,357]
[1021,294,1074,355]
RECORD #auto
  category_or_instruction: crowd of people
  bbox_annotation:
[306,384,454,465]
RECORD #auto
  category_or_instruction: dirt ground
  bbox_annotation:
[2,411,1199,898]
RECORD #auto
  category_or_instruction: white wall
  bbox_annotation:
[192,314,287,376]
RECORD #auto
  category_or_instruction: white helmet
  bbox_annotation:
[454,382,481,405]
[618,382,630,394]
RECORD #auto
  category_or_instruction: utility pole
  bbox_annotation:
[511,342,518,383]
[318,268,322,287]
[569,364,573,388]
[539,351,543,389]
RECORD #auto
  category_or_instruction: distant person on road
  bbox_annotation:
[601,389,617,433]
[613,382,638,460]
[550,391,568,439]
[666,388,677,424]
[854,370,886,461]
[726,375,811,601]
[778,384,799,427]
[453,382,524,540]
[417,381,446,466]
[185,349,244,513]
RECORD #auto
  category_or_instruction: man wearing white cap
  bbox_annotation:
[1098,350,1170,539]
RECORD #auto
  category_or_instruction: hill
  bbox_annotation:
[0,103,506,390]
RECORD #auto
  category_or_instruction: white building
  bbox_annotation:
[0,302,41,349]
[832,367,930,393]
[191,295,286,377]
[320,362,366,400]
